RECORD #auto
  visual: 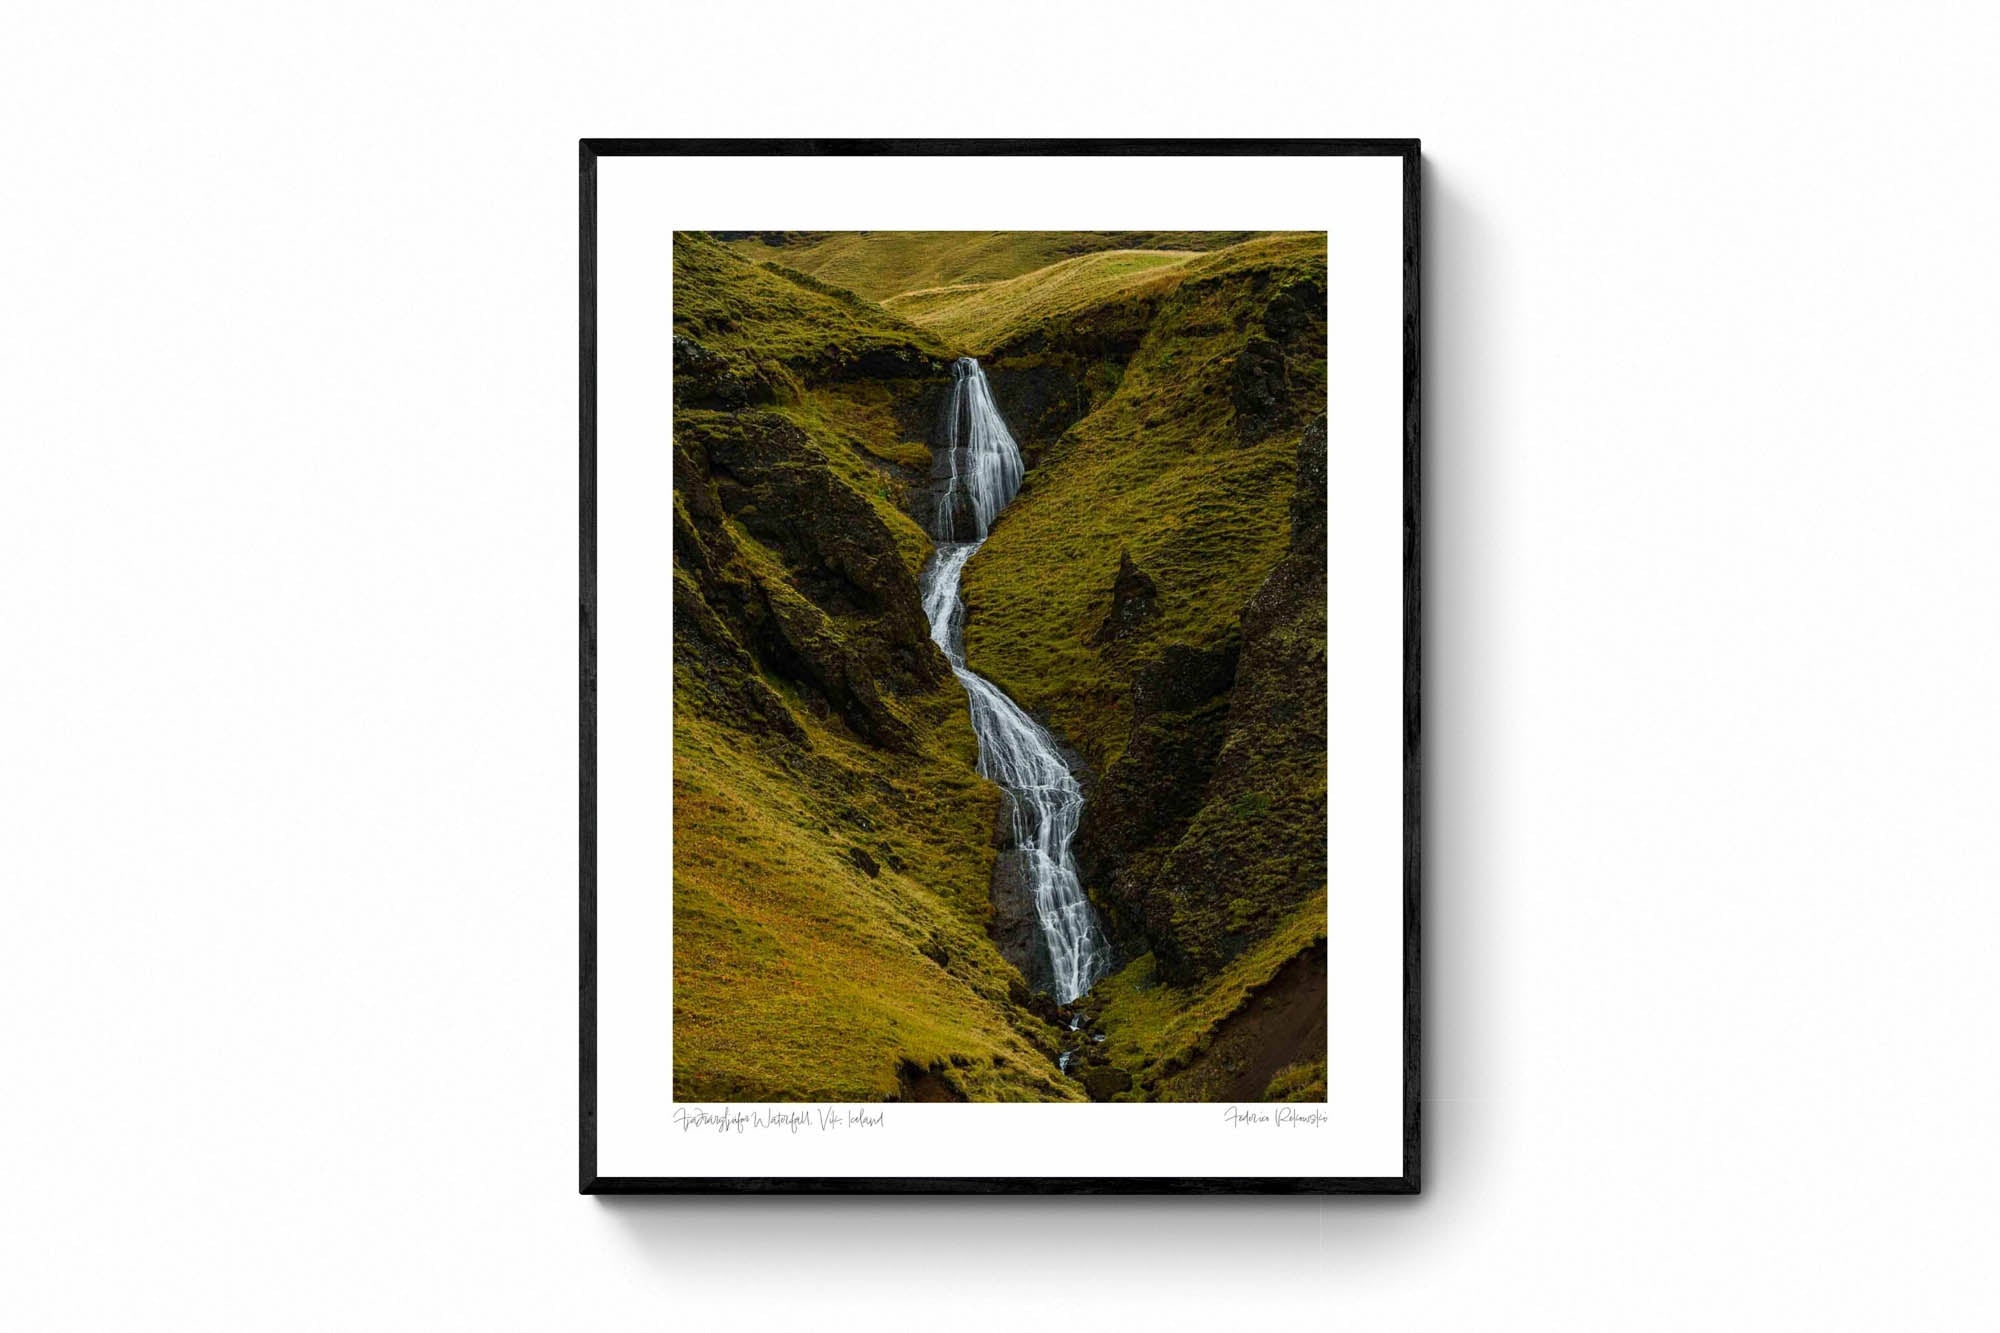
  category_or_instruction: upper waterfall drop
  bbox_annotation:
[932,357,1026,542]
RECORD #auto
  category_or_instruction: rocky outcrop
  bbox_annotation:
[989,844,1054,997]
[977,294,1156,457]
[673,408,947,751]
[671,503,807,747]
[672,334,775,411]
[983,361,1093,454]
[1230,334,1293,442]
[1072,639,1238,943]
[1260,275,1325,344]
[1091,551,1160,645]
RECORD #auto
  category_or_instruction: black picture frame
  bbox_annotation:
[580,138,1421,1195]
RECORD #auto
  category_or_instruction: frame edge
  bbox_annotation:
[577,137,1423,1196]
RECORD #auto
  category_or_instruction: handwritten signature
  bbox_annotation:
[1222,1105,1329,1129]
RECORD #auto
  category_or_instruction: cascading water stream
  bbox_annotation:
[919,358,1107,1004]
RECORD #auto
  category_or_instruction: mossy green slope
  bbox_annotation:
[719,230,1263,303]
[672,232,1080,1101]
[884,249,1197,354]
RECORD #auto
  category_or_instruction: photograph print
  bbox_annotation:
[584,142,1415,1191]
[671,228,1331,1105]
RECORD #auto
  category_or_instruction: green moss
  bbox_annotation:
[889,249,1197,354]
[1230,791,1271,818]
[719,230,1266,303]
[674,231,951,372]
[1263,1059,1327,1102]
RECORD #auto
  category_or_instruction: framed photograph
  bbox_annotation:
[581,139,1419,1193]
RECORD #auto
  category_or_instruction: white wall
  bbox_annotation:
[4,2,1997,1327]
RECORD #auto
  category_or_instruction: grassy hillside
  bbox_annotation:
[886,249,1198,354]
[672,232,1080,1101]
[720,230,1261,303]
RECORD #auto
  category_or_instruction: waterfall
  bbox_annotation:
[919,358,1108,1004]
[931,357,1026,542]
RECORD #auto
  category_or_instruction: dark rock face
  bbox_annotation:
[1073,639,1239,946]
[671,511,807,748]
[979,304,1152,458]
[1131,639,1241,717]
[1092,551,1160,645]
[820,343,943,385]
[1288,411,1328,557]
[990,843,1055,995]
[1261,276,1325,344]
[1230,335,1293,442]
[983,362,1092,454]
[674,408,947,752]
[686,411,938,675]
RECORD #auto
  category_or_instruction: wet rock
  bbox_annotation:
[1006,977,1064,1025]
[991,846,1054,996]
